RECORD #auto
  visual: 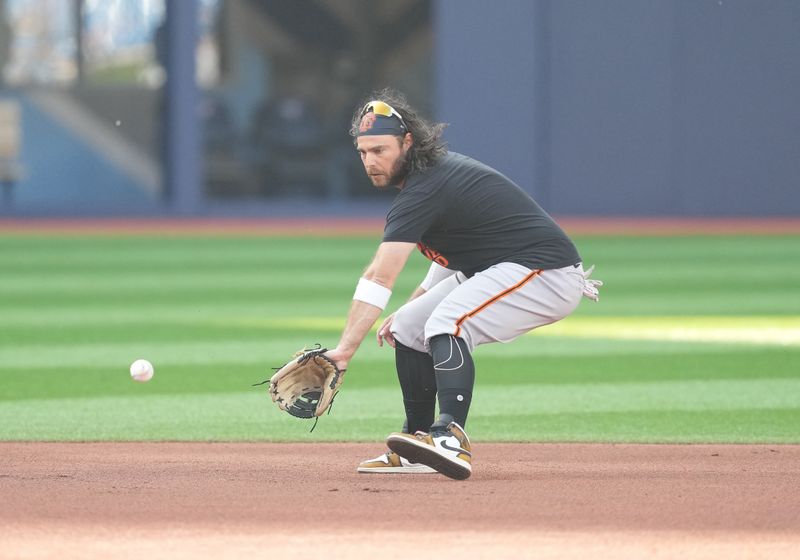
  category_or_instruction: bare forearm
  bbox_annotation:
[336,300,384,360]
[325,241,416,370]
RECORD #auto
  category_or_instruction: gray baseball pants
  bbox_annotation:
[391,262,585,353]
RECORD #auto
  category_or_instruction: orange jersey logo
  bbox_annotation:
[417,243,450,267]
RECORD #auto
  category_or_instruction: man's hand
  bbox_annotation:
[323,347,351,373]
[581,264,603,302]
[376,313,396,348]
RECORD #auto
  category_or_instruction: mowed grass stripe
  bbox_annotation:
[0,245,373,264]
[3,263,798,288]
[0,272,342,293]
[1,378,798,442]
[1,331,797,369]
[2,315,798,350]
[3,346,798,402]
[5,293,796,316]
[2,232,796,256]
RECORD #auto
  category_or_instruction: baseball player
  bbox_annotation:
[324,89,601,480]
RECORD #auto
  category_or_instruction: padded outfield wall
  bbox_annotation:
[436,0,800,216]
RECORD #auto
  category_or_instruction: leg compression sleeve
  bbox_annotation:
[428,334,475,430]
[394,341,437,433]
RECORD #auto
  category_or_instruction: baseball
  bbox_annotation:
[130,359,154,382]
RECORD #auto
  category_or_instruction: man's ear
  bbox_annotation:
[402,132,413,150]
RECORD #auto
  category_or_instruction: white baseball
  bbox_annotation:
[130,359,154,382]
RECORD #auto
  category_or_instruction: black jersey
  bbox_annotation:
[382,152,580,277]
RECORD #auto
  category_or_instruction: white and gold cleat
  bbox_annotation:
[357,450,437,474]
[386,422,472,480]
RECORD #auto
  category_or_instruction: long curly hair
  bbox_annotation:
[350,88,448,174]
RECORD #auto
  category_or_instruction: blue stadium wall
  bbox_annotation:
[0,93,158,215]
[436,0,800,216]
[4,0,800,217]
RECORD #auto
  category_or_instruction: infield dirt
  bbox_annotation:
[1,442,799,559]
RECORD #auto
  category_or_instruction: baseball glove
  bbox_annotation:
[265,345,345,419]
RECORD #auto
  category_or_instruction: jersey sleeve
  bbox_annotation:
[382,184,442,243]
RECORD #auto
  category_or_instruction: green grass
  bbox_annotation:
[1,233,799,443]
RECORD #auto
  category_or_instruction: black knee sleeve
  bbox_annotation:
[395,341,437,433]
[429,334,475,431]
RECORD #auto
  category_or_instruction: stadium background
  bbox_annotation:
[0,2,799,558]
[1,0,798,217]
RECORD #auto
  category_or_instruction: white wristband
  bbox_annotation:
[353,278,392,310]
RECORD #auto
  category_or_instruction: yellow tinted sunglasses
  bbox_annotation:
[361,101,407,130]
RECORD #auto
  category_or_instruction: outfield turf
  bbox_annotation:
[1,233,799,443]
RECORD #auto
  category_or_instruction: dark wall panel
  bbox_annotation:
[435,0,538,192]
[436,0,800,216]
[673,0,800,215]
[548,0,675,215]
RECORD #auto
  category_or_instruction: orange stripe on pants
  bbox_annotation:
[453,269,543,337]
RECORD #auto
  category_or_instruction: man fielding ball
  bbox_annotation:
[324,89,601,480]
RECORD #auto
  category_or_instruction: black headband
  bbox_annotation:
[357,113,407,136]
[356,101,408,137]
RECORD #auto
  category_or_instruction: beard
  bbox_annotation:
[370,149,411,189]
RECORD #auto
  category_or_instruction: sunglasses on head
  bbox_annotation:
[361,100,407,131]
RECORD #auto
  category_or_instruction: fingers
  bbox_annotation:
[323,349,349,373]
[376,314,396,348]
[582,287,600,301]
[377,327,396,348]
